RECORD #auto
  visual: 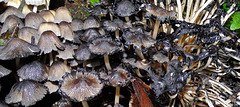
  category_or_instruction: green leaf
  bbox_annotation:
[230,12,240,30]
[222,3,230,11]
[89,0,99,5]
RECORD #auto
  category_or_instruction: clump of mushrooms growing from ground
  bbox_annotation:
[0,0,240,106]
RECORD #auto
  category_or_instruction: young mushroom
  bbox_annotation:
[60,69,103,107]
[0,6,24,23]
[5,80,48,106]
[54,7,72,23]
[1,15,24,35]
[37,30,65,65]
[48,61,71,81]
[25,12,46,29]
[88,37,121,71]
[114,0,137,21]
[17,60,48,81]
[107,64,131,105]
[0,38,40,60]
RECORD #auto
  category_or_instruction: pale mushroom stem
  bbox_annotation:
[125,17,130,22]
[104,54,112,71]
[82,101,89,107]
[136,69,144,77]
[115,86,120,104]
[33,5,38,13]
[153,20,160,39]
[49,52,54,65]
[136,50,145,60]
[64,60,67,65]
[115,30,120,41]
[16,58,20,69]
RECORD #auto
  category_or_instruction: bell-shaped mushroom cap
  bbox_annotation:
[25,12,46,29]
[123,58,150,70]
[25,0,46,5]
[0,65,12,78]
[7,0,21,8]
[90,5,108,16]
[123,30,156,49]
[17,61,48,81]
[44,81,58,94]
[57,44,74,60]
[48,61,71,81]
[103,20,118,32]
[59,21,74,41]
[153,52,169,63]
[0,6,24,23]
[60,69,103,102]
[39,10,55,22]
[74,43,95,61]
[145,4,177,21]
[71,18,84,31]
[114,19,132,29]
[22,5,33,17]
[1,15,24,34]
[83,16,100,30]
[18,27,39,45]
[114,0,136,17]
[38,31,65,54]
[5,80,47,106]
[0,38,40,60]
[54,7,72,23]
[80,29,101,42]
[107,64,131,87]
[88,37,121,55]
[38,22,61,36]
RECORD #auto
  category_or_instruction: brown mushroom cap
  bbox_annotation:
[56,44,74,60]
[38,30,65,54]
[1,15,24,34]
[0,38,40,60]
[114,0,136,17]
[48,61,71,81]
[88,37,121,55]
[0,6,24,23]
[60,69,103,102]
[80,29,101,42]
[83,16,100,30]
[108,64,131,87]
[25,12,46,29]
[5,80,47,106]
[39,10,55,22]
[103,20,118,32]
[59,21,74,41]
[54,7,72,23]
[0,65,12,78]
[44,81,58,94]
[38,22,61,36]
[22,5,33,17]
[17,60,48,81]
[145,4,177,20]
[18,27,39,45]
[74,43,95,61]
[71,18,84,31]
[123,30,156,49]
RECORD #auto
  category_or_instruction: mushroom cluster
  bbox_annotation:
[0,0,240,107]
